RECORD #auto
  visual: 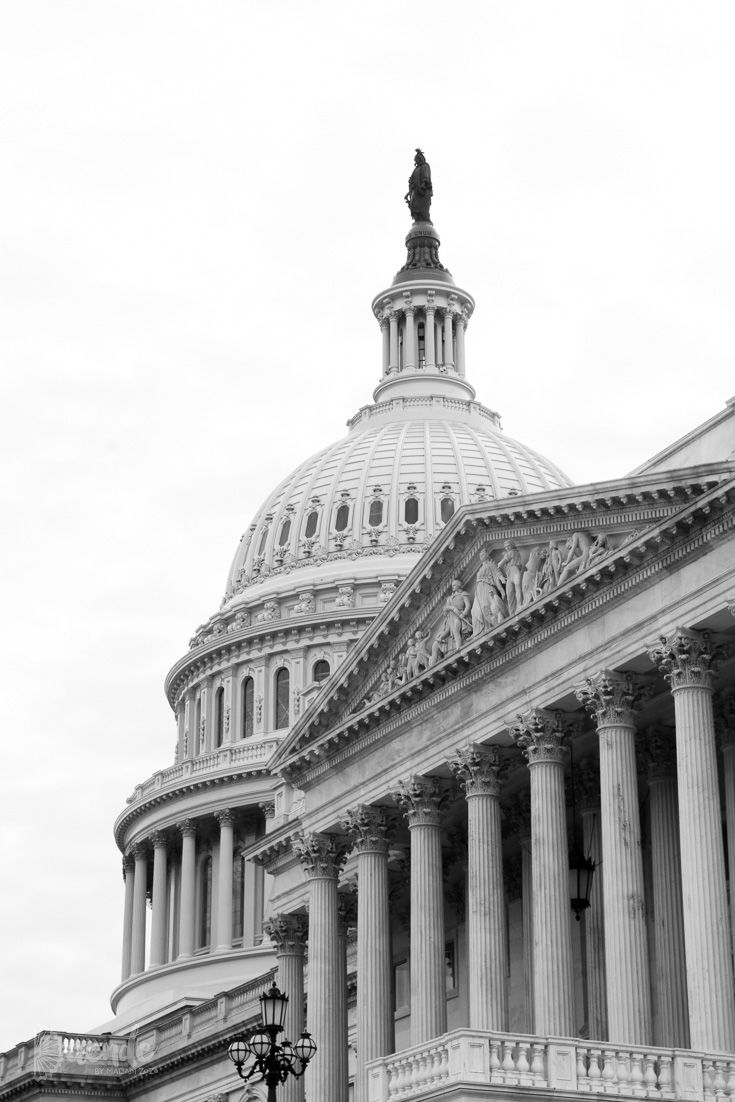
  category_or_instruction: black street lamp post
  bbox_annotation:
[227,982,316,1102]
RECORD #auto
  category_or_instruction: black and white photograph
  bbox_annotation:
[1,4,735,1101]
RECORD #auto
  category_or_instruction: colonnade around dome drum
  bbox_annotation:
[118,805,271,995]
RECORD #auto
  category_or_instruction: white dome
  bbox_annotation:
[223,394,571,606]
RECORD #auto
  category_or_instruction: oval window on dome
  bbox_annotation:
[313,659,330,684]
[335,504,350,532]
[404,497,418,525]
[279,519,291,546]
[305,510,319,539]
[369,500,383,527]
[440,497,455,523]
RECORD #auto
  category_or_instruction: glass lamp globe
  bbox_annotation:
[279,1041,295,1067]
[227,1037,250,1068]
[294,1032,317,1063]
[249,1029,271,1059]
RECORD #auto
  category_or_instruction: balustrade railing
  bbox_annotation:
[126,738,282,805]
[367,1030,735,1102]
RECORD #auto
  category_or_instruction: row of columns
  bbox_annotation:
[120,810,265,981]
[380,306,467,377]
[272,628,734,1102]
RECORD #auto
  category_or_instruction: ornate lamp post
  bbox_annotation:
[227,982,316,1102]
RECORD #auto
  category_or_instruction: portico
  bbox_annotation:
[256,463,735,1102]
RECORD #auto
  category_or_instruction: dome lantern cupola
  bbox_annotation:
[371,150,475,404]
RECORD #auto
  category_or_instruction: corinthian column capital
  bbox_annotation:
[294,832,344,878]
[449,744,503,797]
[392,776,442,826]
[342,806,390,852]
[576,669,639,727]
[648,628,718,691]
[511,708,565,764]
[263,912,308,954]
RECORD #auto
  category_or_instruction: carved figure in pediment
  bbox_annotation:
[433,578,472,658]
[405,629,432,680]
[497,540,525,616]
[521,545,546,607]
[551,530,612,589]
[471,548,507,635]
[540,540,562,593]
[396,651,408,683]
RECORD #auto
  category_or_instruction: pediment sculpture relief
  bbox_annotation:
[363,529,617,707]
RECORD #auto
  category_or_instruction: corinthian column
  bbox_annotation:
[149,831,169,968]
[121,855,135,981]
[215,810,234,951]
[295,833,343,1102]
[264,913,307,1102]
[450,745,508,1030]
[576,672,652,1045]
[177,819,196,958]
[716,692,735,965]
[393,777,446,1045]
[649,629,735,1052]
[130,843,148,976]
[644,727,689,1048]
[511,710,574,1037]
[578,763,606,1043]
[343,806,393,1102]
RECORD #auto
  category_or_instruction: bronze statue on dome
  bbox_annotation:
[405,149,433,223]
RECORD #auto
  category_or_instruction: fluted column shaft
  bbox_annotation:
[455,316,466,376]
[581,802,606,1041]
[388,313,398,371]
[513,711,574,1036]
[577,672,651,1045]
[381,318,390,374]
[121,856,135,981]
[394,777,446,1045]
[130,844,148,975]
[215,810,234,951]
[442,311,454,368]
[718,697,735,966]
[264,914,307,1102]
[424,307,436,368]
[344,808,393,1102]
[149,832,168,967]
[521,835,534,1031]
[451,746,507,1030]
[651,629,735,1052]
[647,734,689,1048]
[297,834,342,1102]
[177,821,196,958]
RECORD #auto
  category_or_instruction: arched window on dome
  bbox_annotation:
[440,497,455,524]
[197,856,212,949]
[214,686,225,748]
[369,499,383,527]
[278,518,291,546]
[404,497,419,525]
[335,503,350,532]
[417,321,425,368]
[304,510,319,539]
[241,677,254,739]
[313,659,330,684]
[275,667,290,730]
[257,525,269,557]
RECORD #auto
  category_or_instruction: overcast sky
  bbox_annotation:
[1,0,734,1051]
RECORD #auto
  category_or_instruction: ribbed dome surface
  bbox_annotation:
[224,398,572,601]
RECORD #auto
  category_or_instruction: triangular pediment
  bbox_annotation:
[270,462,735,779]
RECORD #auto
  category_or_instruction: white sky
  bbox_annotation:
[1,0,734,1050]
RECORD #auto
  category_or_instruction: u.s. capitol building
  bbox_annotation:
[3,157,735,1102]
